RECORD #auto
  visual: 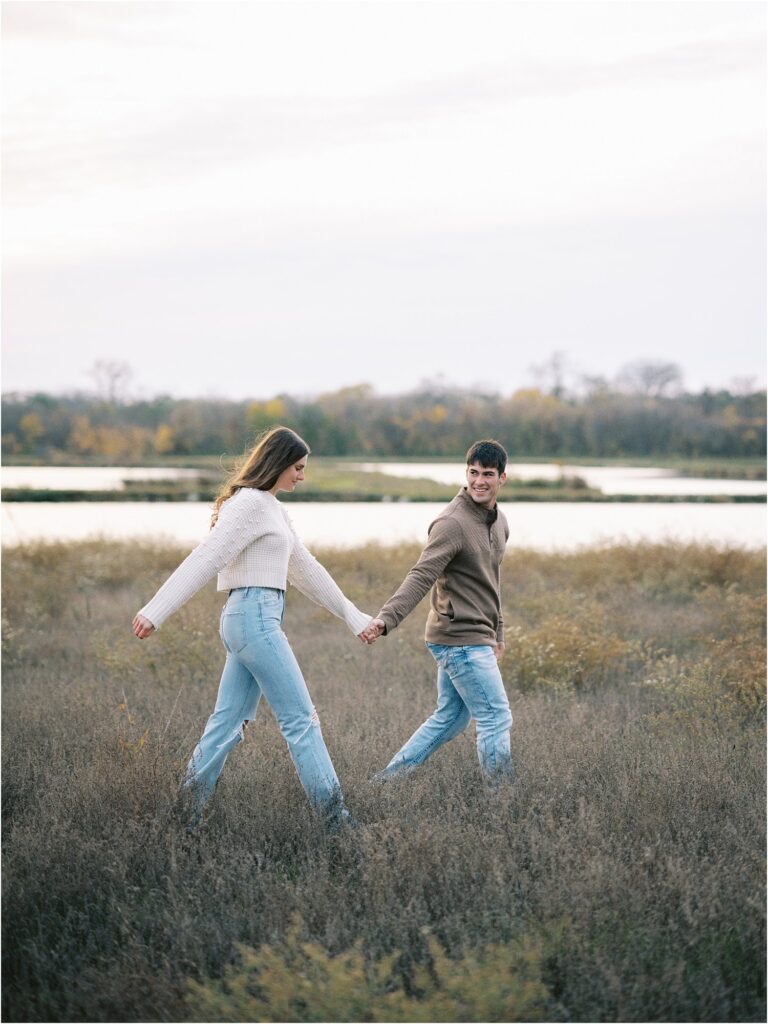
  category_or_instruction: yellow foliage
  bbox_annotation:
[264,398,286,419]
[504,613,633,691]
[69,415,97,453]
[154,423,175,454]
[2,432,21,454]
[68,420,153,459]
[509,388,544,402]
[111,688,150,756]
[721,404,740,427]
[185,921,554,1023]
[506,389,563,413]
[19,412,44,446]
[246,399,287,433]
[117,729,148,753]
[644,608,766,720]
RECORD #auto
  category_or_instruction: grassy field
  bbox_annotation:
[2,539,766,1022]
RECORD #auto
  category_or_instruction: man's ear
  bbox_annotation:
[499,472,507,485]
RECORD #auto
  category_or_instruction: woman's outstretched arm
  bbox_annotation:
[286,526,373,638]
[134,490,267,632]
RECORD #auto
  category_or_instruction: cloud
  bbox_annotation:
[4,25,763,205]
[392,31,765,114]
[1,1,178,42]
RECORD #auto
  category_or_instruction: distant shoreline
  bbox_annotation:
[2,453,766,479]
[3,488,764,505]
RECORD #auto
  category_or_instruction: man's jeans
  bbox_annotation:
[183,586,343,815]
[377,642,514,781]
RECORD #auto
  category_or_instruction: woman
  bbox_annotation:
[132,426,372,830]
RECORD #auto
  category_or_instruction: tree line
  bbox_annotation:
[2,381,765,461]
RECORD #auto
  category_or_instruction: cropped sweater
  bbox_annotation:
[138,487,370,636]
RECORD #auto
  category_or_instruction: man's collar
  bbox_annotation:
[458,486,498,523]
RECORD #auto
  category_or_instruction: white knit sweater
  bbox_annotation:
[138,487,371,635]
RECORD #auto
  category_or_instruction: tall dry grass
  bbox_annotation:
[2,538,765,1022]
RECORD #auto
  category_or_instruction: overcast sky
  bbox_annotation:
[2,0,765,400]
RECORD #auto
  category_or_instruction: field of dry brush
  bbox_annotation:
[2,539,765,1022]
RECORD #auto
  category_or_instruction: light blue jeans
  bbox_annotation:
[183,586,344,817]
[376,642,514,781]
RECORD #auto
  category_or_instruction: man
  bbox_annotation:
[362,439,513,782]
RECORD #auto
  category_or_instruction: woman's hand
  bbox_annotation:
[132,613,156,639]
[359,618,385,644]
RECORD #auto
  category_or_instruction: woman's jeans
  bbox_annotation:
[183,587,343,816]
[377,642,514,781]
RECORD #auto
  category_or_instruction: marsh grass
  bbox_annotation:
[2,539,765,1022]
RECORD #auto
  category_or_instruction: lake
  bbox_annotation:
[2,463,765,550]
[3,462,765,497]
[2,500,765,552]
[357,462,768,497]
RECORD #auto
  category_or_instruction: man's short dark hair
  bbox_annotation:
[465,439,507,475]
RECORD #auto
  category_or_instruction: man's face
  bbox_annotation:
[466,460,506,508]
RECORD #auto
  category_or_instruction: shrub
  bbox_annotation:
[503,614,633,691]
[186,921,554,1023]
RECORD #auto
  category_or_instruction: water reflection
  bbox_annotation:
[1,466,201,491]
[356,462,767,497]
[2,501,765,551]
[3,463,766,497]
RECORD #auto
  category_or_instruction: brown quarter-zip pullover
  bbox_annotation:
[377,487,509,646]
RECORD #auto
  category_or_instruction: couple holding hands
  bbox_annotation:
[133,427,513,830]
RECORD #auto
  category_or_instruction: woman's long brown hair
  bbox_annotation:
[210,426,310,527]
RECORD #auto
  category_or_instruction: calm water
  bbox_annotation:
[357,462,768,497]
[0,466,203,490]
[2,501,765,551]
[3,463,765,550]
[3,463,766,497]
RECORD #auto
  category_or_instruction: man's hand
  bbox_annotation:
[360,618,386,644]
[494,641,505,662]
[132,613,156,639]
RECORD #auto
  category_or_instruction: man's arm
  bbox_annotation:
[494,517,509,660]
[364,518,462,641]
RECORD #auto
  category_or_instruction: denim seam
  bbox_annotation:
[246,622,335,806]
[260,623,331,794]
[455,648,495,715]
[473,656,511,774]
[410,702,468,764]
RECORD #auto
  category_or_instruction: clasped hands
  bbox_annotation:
[358,618,385,645]
[133,610,384,645]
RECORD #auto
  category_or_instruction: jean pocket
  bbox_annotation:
[220,609,248,653]
[427,642,453,669]
[262,592,283,614]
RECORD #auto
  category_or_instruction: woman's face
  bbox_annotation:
[271,455,308,494]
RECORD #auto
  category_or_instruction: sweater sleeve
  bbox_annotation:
[377,517,462,633]
[286,524,371,636]
[138,491,266,628]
